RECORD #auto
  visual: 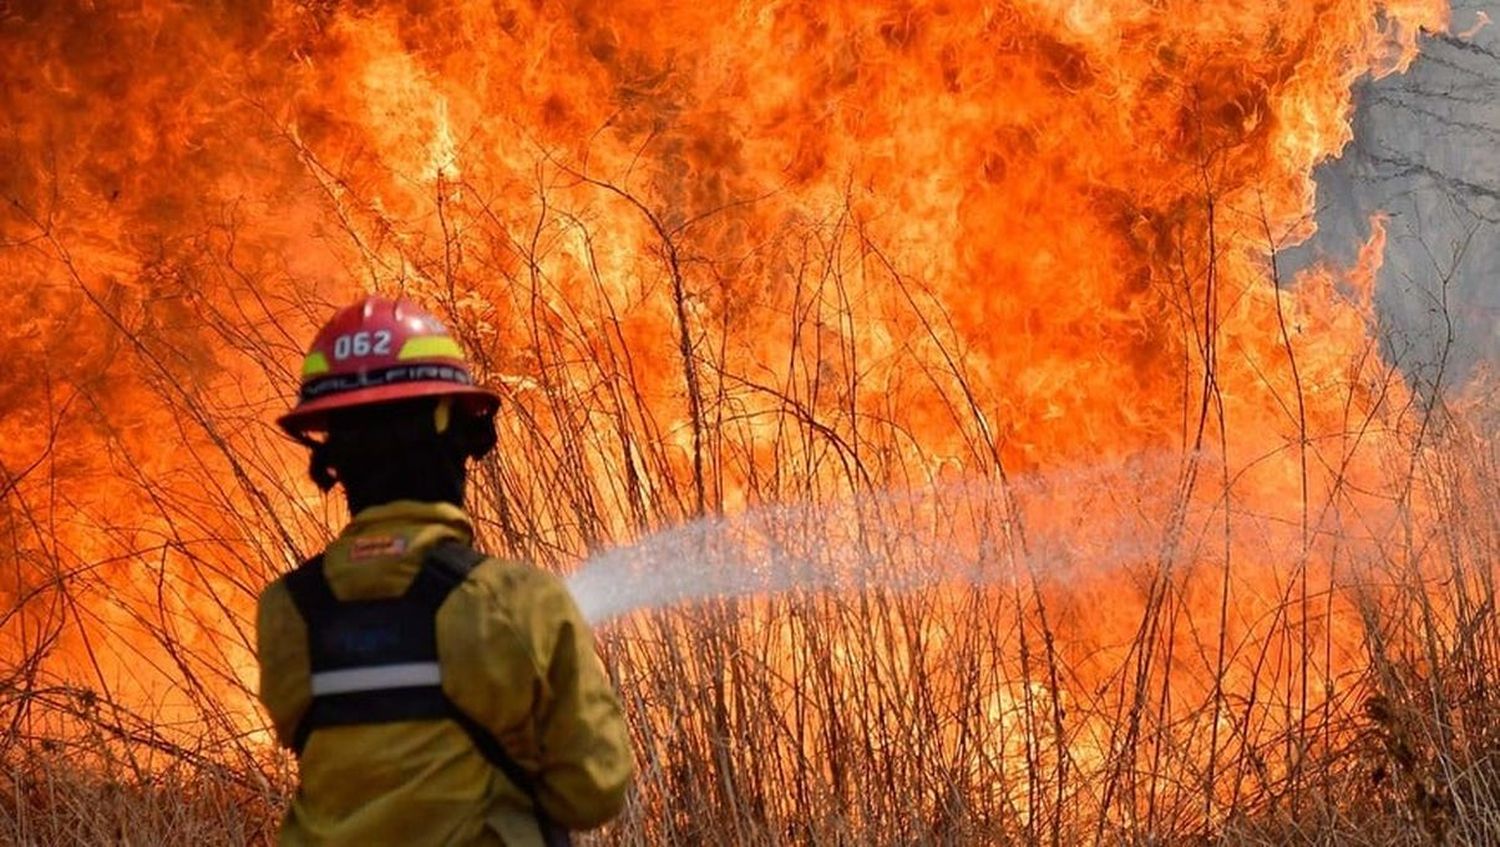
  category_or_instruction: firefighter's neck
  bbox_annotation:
[343,482,465,516]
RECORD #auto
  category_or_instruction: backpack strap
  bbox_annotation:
[405,537,486,604]
[283,553,336,622]
[418,541,570,845]
[447,704,572,847]
[418,543,568,842]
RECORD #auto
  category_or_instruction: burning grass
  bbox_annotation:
[6,368,1499,844]
[6,439,1500,845]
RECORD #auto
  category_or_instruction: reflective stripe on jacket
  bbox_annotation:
[256,500,633,846]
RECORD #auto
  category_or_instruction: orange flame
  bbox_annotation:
[0,0,1473,838]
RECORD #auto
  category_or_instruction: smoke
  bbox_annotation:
[1291,1,1500,389]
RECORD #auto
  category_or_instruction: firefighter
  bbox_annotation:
[256,295,633,846]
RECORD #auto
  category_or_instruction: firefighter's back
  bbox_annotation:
[258,503,630,847]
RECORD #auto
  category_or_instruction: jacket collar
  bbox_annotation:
[323,501,475,596]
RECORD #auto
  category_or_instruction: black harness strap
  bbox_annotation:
[285,547,456,752]
[284,540,570,845]
[417,544,572,846]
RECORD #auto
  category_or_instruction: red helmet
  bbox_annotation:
[278,296,499,436]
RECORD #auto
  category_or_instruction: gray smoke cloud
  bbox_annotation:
[1288,1,1499,391]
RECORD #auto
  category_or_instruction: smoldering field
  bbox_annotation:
[3,1,1500,844]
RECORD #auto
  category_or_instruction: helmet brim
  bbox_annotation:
[277,382,500,436]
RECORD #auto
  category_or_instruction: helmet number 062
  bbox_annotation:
[332,330,393,360]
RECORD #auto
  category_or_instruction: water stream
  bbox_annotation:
[567,454,1188,626]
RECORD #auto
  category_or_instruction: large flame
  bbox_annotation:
[2,0,1479,840]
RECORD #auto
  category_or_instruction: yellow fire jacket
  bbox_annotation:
[256,501,633,846]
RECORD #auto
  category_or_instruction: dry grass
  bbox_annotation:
[5,303,1498,846]
[2,752,278,846]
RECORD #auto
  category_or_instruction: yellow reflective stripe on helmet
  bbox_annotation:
[398,336,465,361]
[301,351,331,377]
